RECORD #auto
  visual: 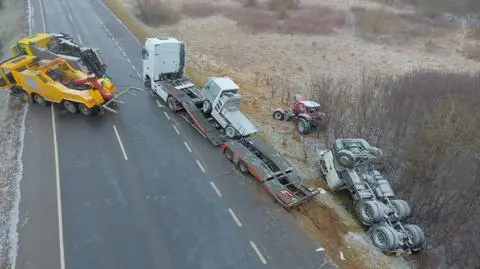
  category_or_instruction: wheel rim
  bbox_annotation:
[226,127,236,138]
[364,204,373,218]
[224,149,233,161]
[274,112,282,120]
[34,95,45,105]
[65,102,76,113]
[375,230,387,246]
[239,162,248,172]
[203,101,211,113]
[79,104,91,115]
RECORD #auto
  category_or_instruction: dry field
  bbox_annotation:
[104,0,480,268]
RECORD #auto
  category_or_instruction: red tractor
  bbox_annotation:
[272,94,327,134]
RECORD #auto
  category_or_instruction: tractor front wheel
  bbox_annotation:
[272,110,284,120]
[33,93,49,106]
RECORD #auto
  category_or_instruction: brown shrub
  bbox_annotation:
[309,70,480,269]
[135,0,181,26]
[460,44,480,61]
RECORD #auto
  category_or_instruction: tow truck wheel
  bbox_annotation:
[32,93,49,106]
[78,104,94,116]
[63,100,78,114]
[238,160,249,174]
[19,91,31,104]
[225,125,237,138]
[224,148,234,162]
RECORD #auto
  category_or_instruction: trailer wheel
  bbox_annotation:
[78,103,94,116]
[225,125,237,138]
[404,224,425,251]
[144,76,151,90]
[356,200,383,226]
[167,96,178,112]
[297,117,311,134]
[368,224,400,252]
[32,93,49,106]
[273,110,284,120]
[224,148,234,162]
[63,100,78,114]
[238,160,249,174]
[390,199,411,222]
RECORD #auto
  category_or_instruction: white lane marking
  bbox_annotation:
[163,111,170,120]
[195,160,206,173]
[315,247,325,252]
[228,208,243,227]
[183,141,192,153]
[121,52,127,57]
[76,34,82,43]
[131,65,137,70]
[210,181,222,198]
[126,58,132,64]
[38,0,46,32]
[68,13,73,22]
[51,106,66,269]
[137,72,141,78]
[249,241,267,264]
[113,125,128,160]
[172,124,180,135]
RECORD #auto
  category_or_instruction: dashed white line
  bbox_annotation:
[126,58,132,64]
[163,111,170,120]
[113,125,128,160]
[131,65,137,70]
[210,181,222,198]
[68,13,73,21]
[121,52,127,57]
[76,34,82,44]
[137,72,141,78]
[51,106,66,269]
[228,208,242,227]
[183,141,192,153]
[196,160,206,173]
[172,124,180,135]
[249,241,267,264]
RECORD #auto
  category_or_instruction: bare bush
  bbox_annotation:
[309,70,480,269]
[244,0,259,7]
[135,0,181,26]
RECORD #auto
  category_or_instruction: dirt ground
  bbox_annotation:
[105,0,480,268]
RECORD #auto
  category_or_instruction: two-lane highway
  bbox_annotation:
[14,0,335,268]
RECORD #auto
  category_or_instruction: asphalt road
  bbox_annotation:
[14,0,335,268]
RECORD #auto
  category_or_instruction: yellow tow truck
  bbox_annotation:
[0,54,117,115]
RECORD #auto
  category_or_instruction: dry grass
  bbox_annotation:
[461,44,480,61]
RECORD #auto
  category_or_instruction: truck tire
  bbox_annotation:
[404,224,425,251]
[224,148,234,162]
[238,160,249,174]
[336,149,356,168]
[78,103,94,116]
[202,100,212,115]
[356,200,383,226]
[18,91,32,104]
[297,117,311,134]
[32,93,49,106]
[368,146,384,159]
[272,110,284,120]
[167,96,178,112]
[377,179,394,197]
[144,76,151,90]
[225,125,237,138]
[390,199,411,222]
[368,224,400,252]
[63,100,78,114]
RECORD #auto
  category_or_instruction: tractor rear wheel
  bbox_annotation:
[63,100,78,114]
[78,103,94,116]
[297,117,311,134]
[33,93,49,106]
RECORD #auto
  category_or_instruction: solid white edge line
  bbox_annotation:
[38,0,46,32]
[51,107,66,269]
[228,208,242,227]
[210,181,222,198]
[113,125,128,160]
[183,141,192,153]
[163,111,170,120]
[68,13,73,22]
[195,160,206,173]
[172,125,180,135]
[76,33,82,44]
[249,241,267,264]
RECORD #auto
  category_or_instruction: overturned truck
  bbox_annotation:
[318,138,425,255]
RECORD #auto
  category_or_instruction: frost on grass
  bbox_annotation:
[0,93,27,269]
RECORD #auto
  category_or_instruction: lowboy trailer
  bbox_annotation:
[143,37,321,209]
